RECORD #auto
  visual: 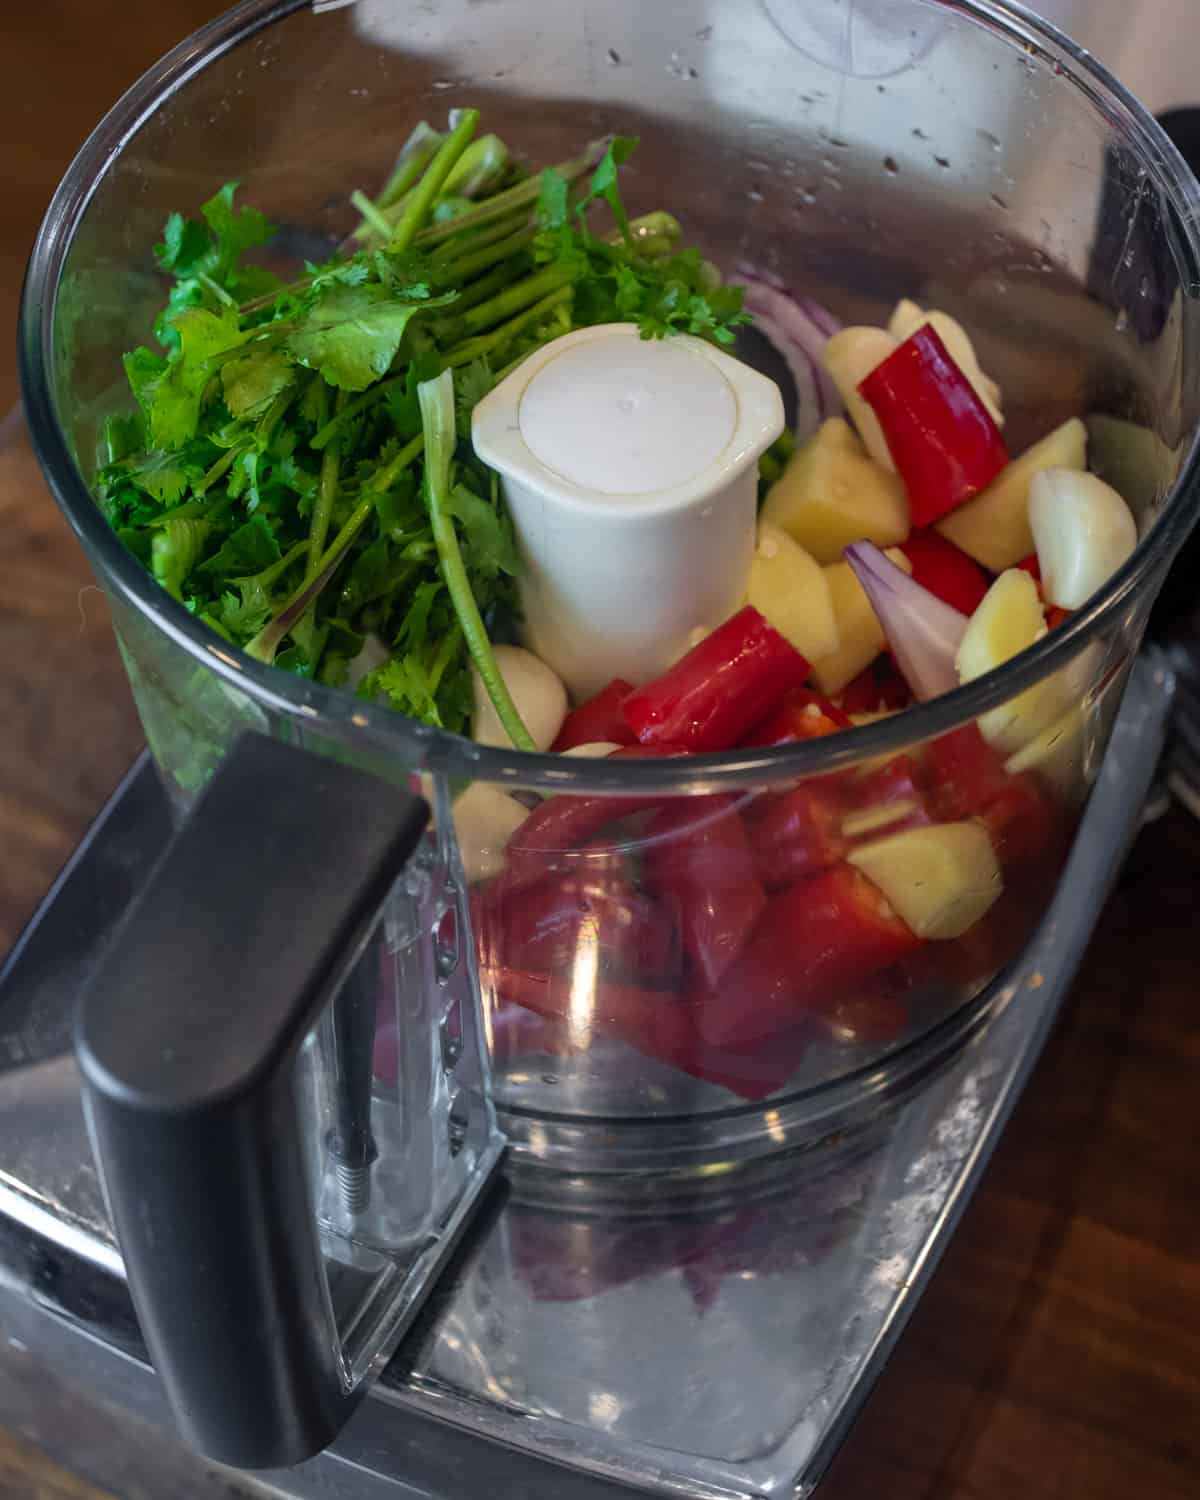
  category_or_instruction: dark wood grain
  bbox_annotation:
[1,4,1198,1499]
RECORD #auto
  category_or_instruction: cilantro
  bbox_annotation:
[100,114,751,735]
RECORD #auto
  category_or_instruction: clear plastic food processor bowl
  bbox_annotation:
[20,0,1200,1173]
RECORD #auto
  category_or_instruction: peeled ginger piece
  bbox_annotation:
[747,523,839,661]
[1027,467,1137,609]
[822,328,900,472]
[888,299,1004,426]
[760,418,910,565]
[849,820,1002,939]
[956,568,1074,754]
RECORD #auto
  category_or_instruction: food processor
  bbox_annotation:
[4,0,1200,1495]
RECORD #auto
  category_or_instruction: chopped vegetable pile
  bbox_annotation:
[97,113,748,735]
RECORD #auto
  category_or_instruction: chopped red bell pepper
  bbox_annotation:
[669,1015,814,1101]
[742,686,853,746]
[693,864,922,1047]
[1016,552,1043,592]
[1045,605,1071,631]
[857,325,1009,527]
[840,655,913,715]
[746,779,847,890]
[644,795,767,989]
[621,606,810,753]
[899,529,991,616]
[551,678,637,753]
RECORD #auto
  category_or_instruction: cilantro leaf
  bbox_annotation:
[286,285,446,391]
[199,515,281,576]
[151,518,212,601]
[221,347,296,418]
[446,480,519,578]
[200,183,276,279]
[575,135,639,240]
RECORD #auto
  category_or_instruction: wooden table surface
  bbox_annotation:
[1,4,1197,1498]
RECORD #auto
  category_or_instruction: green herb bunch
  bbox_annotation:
[97,112,749,742]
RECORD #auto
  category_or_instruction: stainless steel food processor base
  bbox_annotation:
[0,653,1172,1499]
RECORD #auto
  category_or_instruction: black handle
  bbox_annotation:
[75,732,429,1470]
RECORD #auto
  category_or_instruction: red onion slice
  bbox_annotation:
[844,541,969,702]
[736,272,843,439]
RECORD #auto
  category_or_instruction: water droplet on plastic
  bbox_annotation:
[1138,274,1150,298]
[432,78,455,91]
[695,24,713,41]
[883,156,900,175]
[1115,308,1129,333]
[1123,249,1136,269]
[991,193,1010,210]
[607,47,622,66]
[541,1073,559,1086]
[665,50,699,80]
[911,127,929,141]
[747,187,764,204]
[933,155,951,169]
[977,129,1001,152]
[796,187,818,206]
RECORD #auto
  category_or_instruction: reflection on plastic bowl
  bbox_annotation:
[760,0,944,79]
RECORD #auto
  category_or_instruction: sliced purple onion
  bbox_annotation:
[736,273,843,439]
[844,542,969,702]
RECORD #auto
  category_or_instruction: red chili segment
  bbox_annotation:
[742,686,852,746]
[899,528,991,615]
[840,655,913,715]
[644,795,767,990]
[746,779,847,890]
[621,606,810,752]
[857,324,1009,527]
[551,678,637,752]
[693,863,922,1047]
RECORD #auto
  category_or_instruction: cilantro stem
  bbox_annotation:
[307,389,347,569]
[245,432,426,663]
[429,206,532,265]
[350,190,396,242]
[388,110,480,255]
[448,258,530,314]
[454,263,577,337]
[413,140,607,248]
[444,284,574,368]
[310,375,402,451]
[430,222,537,289]
[417,369,534,751]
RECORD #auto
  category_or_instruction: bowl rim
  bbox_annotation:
[18,0,1200,794]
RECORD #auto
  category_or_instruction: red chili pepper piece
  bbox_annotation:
[858,325,1009,527]
[1016,552,1043,592]
[693,864,922,1047]
[482,964,696,1067]
[746,779,848,890]
[823,984,911,1047]
[899,528,991,615]
[473,868,681,988]
[551,678,637,753]
[669,1016,814,1102]
[840,655,914,715]
[503,744,677,890]
[843,753,933,841]
[621,606,811,752]
[644,795,767,990]
[1045,605,1071,631]
[742,686,853,747]
[923,723,1012,822]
